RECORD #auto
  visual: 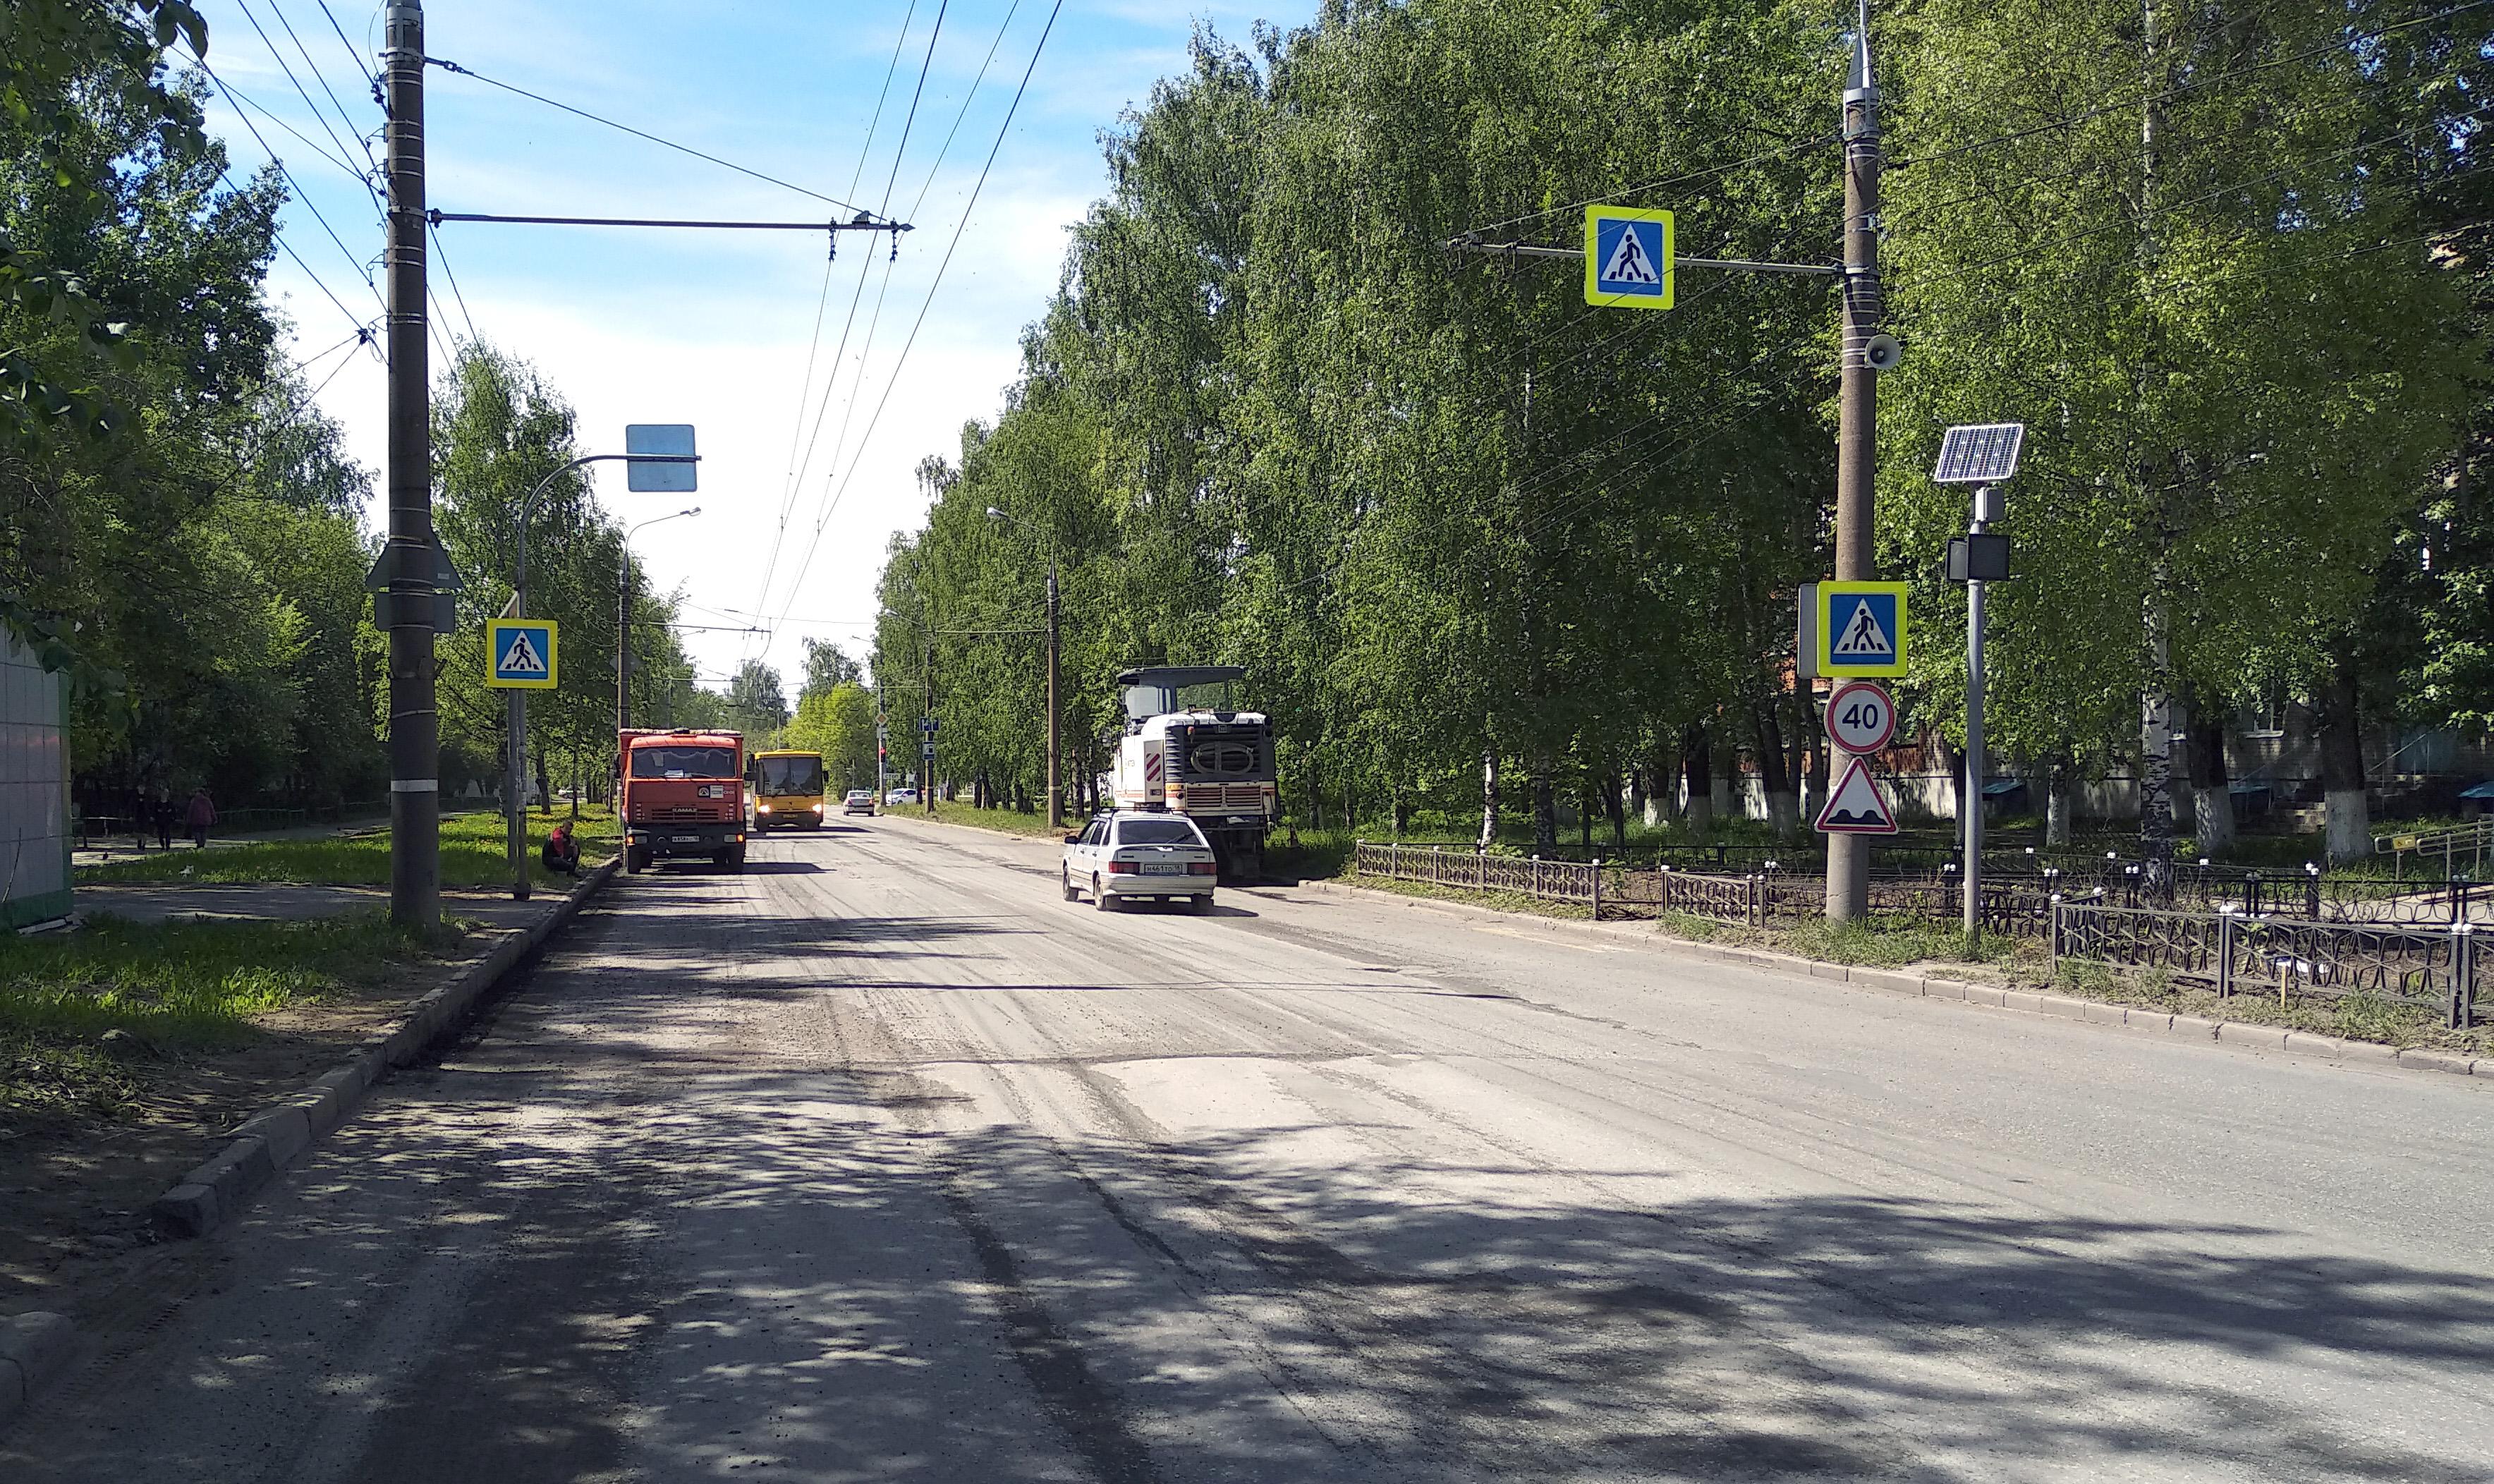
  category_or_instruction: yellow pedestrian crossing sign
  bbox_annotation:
[1584,206,1674,310]
[1800,581,1908,678]
[487,618,559,689]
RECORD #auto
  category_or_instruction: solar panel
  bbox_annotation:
[1933,422,2026,485]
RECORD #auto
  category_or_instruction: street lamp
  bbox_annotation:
[501,434,698,901]
[1935,421,2024,941]
[619,506,701,738]
[985,505,1062,829]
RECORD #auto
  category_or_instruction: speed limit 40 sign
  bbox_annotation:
[1825,679,1896,755]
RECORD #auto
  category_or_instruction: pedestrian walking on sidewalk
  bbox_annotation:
[154,791,174,851]
[185,786,216,849]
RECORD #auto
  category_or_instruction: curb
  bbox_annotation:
[0,1311,73,1433]
[145,859,619,1243]
[1292,877,2492,1085]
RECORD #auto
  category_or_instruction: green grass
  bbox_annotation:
[1346,870,1593,920]
[1270,826,1358,880]
[78,809,618,890]
[918,797,1078,839]
[0,910,471,1127]
[2045,956,2493,1055]
[1344,868,2029,971]
[1773,914,2025,970]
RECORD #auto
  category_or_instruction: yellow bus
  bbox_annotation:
[748,750,827,832]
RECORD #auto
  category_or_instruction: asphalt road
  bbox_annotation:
[11,813,2494,1483]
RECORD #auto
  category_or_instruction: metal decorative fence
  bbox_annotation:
[1355,844,2060,937]
[2052,901,2480,1028]
[1360,843,1602,911]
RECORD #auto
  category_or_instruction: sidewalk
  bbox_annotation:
[0,867,610,1360]
[73,882,557,929]
[71,815,387,870]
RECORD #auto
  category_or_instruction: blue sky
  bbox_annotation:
[190,0,1306,693]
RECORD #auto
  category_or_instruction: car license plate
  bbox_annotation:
[674,834,700,844]
[1142,861,1185,875]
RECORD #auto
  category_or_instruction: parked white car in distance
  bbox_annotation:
[884,788,920,806]
[1062,811,1218,911]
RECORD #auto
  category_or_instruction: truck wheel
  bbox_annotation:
[625,845,645,875]
[728,846,746,873]
[1093,875,1114,911]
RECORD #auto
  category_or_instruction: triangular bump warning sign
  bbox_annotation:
[1832,600,1893,659]
[1815,754,1898,834]
[499,629,547,676]
[1600,228,1661,286]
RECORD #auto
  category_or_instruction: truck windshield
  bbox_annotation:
[758,756,824,796]
[631,746,736,779]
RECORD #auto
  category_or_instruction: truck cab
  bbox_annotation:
[1109,665,1276,883]
[619,728,748,873]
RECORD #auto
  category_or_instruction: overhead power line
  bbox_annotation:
[749,0,930,650]
[424,55,899,228]
[194,56,371,188]
[427,217,482,345]
[770,30,956,625]
[315,0,379,92]
[189,54,386,311]
[770,0,1069,635]
[236,0,375,191]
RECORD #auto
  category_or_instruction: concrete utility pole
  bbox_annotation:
[1825,4,1885,924]
[382,0,437,932]
[1045,561,1062,829]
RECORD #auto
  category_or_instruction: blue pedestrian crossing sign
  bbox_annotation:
[486,618,559,690]
[1583,206,1674,310]
[1802,581,1908,678]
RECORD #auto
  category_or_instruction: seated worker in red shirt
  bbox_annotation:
[541,820,582,877]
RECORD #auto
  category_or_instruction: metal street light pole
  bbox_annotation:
[503,451,696,901]
[619,507,700,738]
[1963,487,1995,938]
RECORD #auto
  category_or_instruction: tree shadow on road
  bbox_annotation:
[24,871,2494,1484]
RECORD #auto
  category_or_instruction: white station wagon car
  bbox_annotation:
[1062,811,1218,912]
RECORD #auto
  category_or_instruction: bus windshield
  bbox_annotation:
[757,755,825,796]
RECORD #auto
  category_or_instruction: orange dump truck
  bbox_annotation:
[618,727,748,874]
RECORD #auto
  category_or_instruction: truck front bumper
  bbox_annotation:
[626,822,746,858]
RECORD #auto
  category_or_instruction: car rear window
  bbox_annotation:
[1117,819,1204,846]
[631,746,737,779]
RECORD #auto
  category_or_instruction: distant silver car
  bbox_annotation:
[844,789,876,815]
[1062,811,1217,912]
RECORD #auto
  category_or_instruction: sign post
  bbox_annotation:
[487,616,559,903]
